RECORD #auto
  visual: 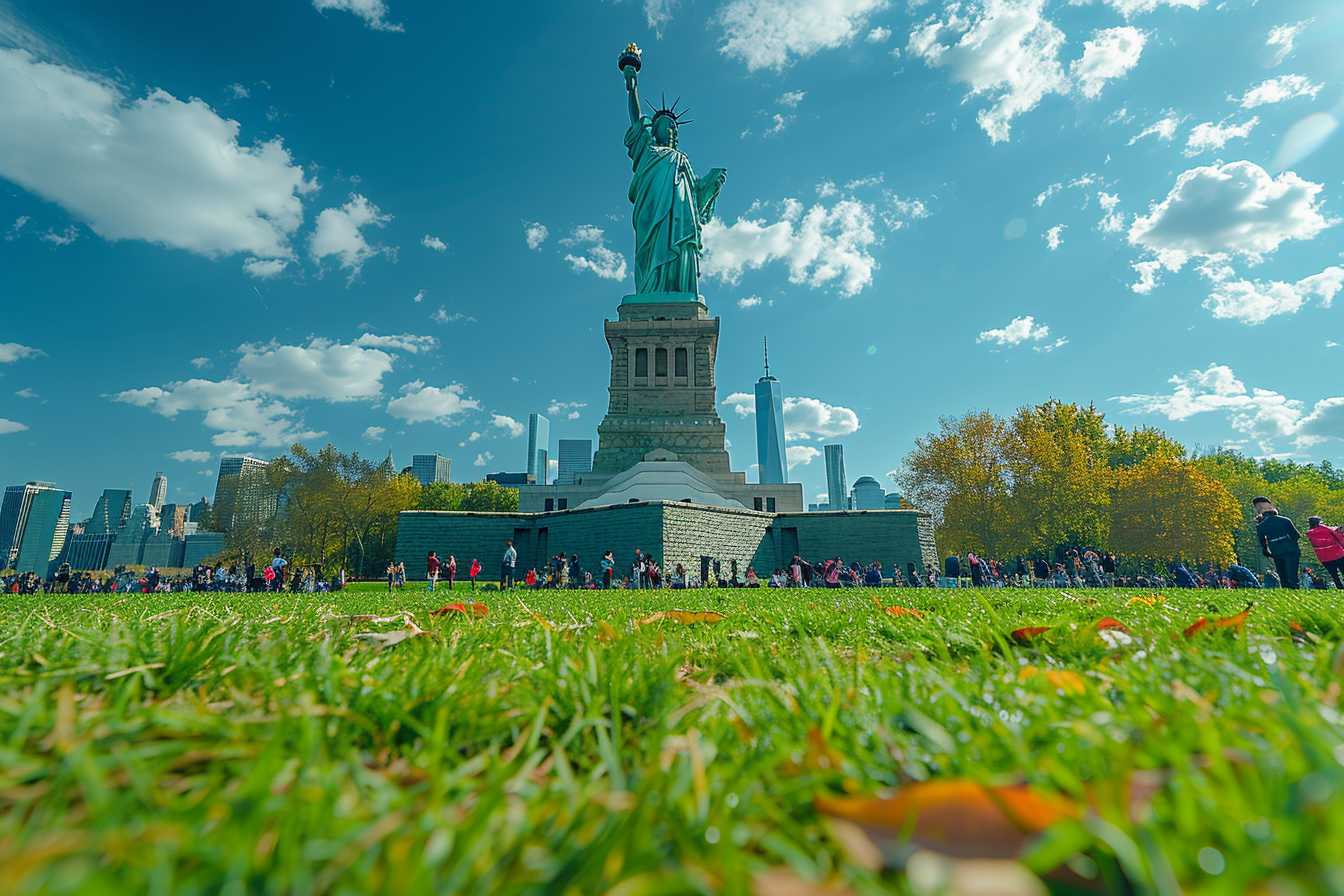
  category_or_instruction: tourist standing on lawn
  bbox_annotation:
[501,540,517,589]
[427,551,440,591]
[445,554,457,589]
[385,560,396,592]
[469,557,481,589]
[600,550,615,588]
[1254,497,1303,589]
[1306,516,1344,589]
[270,548,288,592]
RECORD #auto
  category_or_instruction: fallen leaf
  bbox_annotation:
[1018,667,1086,695]
[596,620,619,642]
[815,780,1077,861]
[1290,621,1320,646]
[1094,617,1129,633]
[354,617,431,649]
[1010,627,1052,643]
[1126,595,1165,607]
[637,610,725,626]
[1184,603,1252,639]
[430,602,487,618]
[886,606,926,619]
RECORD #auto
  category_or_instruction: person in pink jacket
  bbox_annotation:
[1306,516,1344,589]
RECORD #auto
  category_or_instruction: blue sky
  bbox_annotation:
[1,0,1341,517]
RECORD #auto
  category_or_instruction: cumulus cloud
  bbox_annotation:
[0,48,314,272]
[236,338,395,401]
[866,26,890,43]
[167,449,211,462]
[421,233,447,251]
[1126,161,1334,292]
[1075,0,1204,15]
[1097,191,1124,233]
[1235,75,1322,110]
[242,257,287,279]
[703,197,884,297]
[1202,266,1344,325]
[1070,26,1146,99]
[1034,173,1097,207]
[353,332,438,354]
[431,306,476,324]
[491,414,525,438]
[386,380,481,425]
[561,225,627,281]
[523,220,549,250]
[1266,21,1307,67]
[1112,363,1344,450]
[778,89,806,107]
[717,0,888,71]
[721,392,860,439]
[1184,116,1258,156]
[645,0,678,34]
[0,418,28,435]
[40,226,78,246]
[1034,337,1068,353]
[5,215,28,240]
[311,0,402,32]
[977,315,1051,346]
[786,444,821,469]
[114,377,322,448]
[190,356,210,369]
[309,193,392,280]
[473,451,494,467]
[737,295,763,309]
[0,342,43,363]
[1128,112,1181,145]
[1044,225,1064,250]
[362,425,385,441]
[546,399,587,419]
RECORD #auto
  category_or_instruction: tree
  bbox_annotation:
[1005,401,1112,555]
[1110,457,1241,564]
[1108,425,1185,469]
[420,481,521,513]
[898,412,1014,557]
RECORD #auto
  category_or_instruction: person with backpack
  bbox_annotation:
[426,551,440,591]
[1306,516,1344,589]
[1254,497,1303,589]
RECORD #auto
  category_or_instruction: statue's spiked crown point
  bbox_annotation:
[651,94,691,128]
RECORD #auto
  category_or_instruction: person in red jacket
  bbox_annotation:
[1306,516,1344,589]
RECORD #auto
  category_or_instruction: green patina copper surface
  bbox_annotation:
[621,45,725,302]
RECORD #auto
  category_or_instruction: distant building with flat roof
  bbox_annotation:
[556,439,593,485]
[850,476,885,510]
[212,456,273,531]
[527,413,550,485]
[148,472,168,510]
[824,445,848,511]
[411,454,451,486]
[88,489,133,535]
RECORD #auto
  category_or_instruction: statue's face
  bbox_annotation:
[652,115,678,147]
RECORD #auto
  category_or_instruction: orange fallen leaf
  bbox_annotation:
[1290,621,1320,646]
[637,610,725,626]
[1126,595,1165,607]
[815,780,1078,860]
[596,620,619,642]
[1094,617,1129,633]
[1019,666,1087,695]
[430,601,488,618]
[1010,626,1051,643]
[885,605,926,619]
[1184,603,1252,639]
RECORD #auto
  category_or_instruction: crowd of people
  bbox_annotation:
[2,548,350,595]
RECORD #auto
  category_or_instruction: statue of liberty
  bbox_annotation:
[620,44,726,298]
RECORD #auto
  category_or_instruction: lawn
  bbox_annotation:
[2,585,1340,894]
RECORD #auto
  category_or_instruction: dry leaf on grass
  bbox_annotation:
[430,602,488,618]
[1184,603,1252,639]
[354,617,431,649]
[1010,627,1052,643]
[637,610,725,626]
[1018,667,1087,695]
[885,606,926,619]
[1125,594,1165,607]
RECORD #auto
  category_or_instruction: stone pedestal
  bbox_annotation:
[592,295,732,476]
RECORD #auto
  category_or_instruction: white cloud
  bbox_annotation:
[1235,75,1322,110]
[786,445,821,469]
[1183,116,1258,156]
[1044,225,1064,250]
[4,215,28,240]
[866,26,891,43]
[353,332,438,354]
[1128,112,1180,145]
[491,414,525,438]
[168,449,211,462]
[362,425,385,441]
[645,0,678,34]
[721,393,860,439]
[717,0,888,71]
[473,451,494,467]
[1098,191,1124,233]
[386,380,481,425]
[908,0,1068,143]
[1266,21,1307,67]
[0,49,313,269]
[1202,265,1344,325]
[431,306,476,324]
[1112,363,1344,450]
[722,392,754,417]
[190,356,210,369]
[242,257,286,279]
[309,193,391,280]
[703,196,881,297]
[40,226,78,246]
[523,220,549,250]
[413,289,425,303]
[1033,336,1068,353]
[1034,173,1097,207]
[546,399,587,418]
[421,233,447,251]
[977,315,1051,346]
[14,387,37,399]
[1071,26,1146,100]
[778,89,807,107]
[113,377,322,448]
[737,295,763,309]
[227,82,250,100]
[0,343,43,363]
[1077,0,1204,15]
[1127,161,1334,292]
[561,225,627,281]
[764,112,791,136]
[0,418,28,435]
[311,0,403,32]
[237,338,394,400]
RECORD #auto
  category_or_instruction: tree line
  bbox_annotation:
[219,445,518,578]
[894,400,1344,570]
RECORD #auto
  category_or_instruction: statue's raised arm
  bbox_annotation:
[617,43,725,299]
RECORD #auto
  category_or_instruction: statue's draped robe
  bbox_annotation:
[625,115,722,295]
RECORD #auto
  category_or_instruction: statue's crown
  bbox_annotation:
[649,94,692,128]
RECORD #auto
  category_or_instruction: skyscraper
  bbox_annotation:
[527,413,550,485]
[212,456,273,531]
[824,444,848,512]
[850,476,885,510]
[0,482,72,574]
[411,454,452,486]
[88,488,133,535]
[556,439,593,485]
[148,471,168,509]
[753,338,787,485]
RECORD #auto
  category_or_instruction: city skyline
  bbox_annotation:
[3,1,1343,518]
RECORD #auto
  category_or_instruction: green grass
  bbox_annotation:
[2,586,1341,894]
